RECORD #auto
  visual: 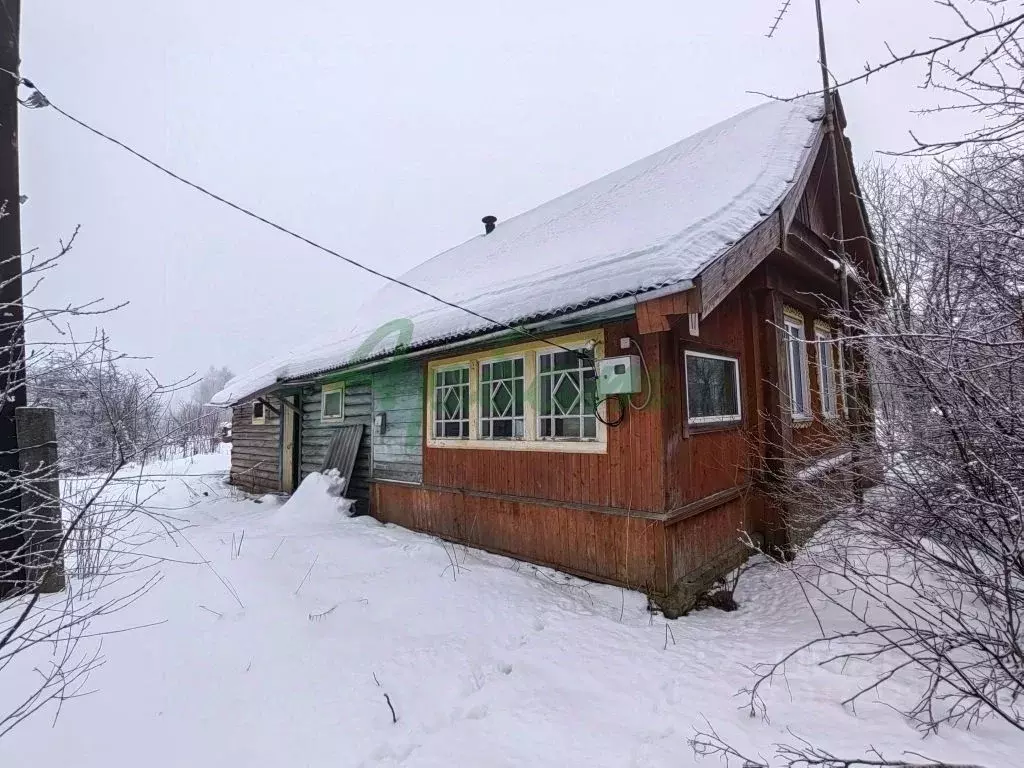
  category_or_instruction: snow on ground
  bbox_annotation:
[1,451,1019,767]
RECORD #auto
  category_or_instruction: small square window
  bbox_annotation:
[321,383,345,422]
[685,351,741,425]
[251,400,266,425]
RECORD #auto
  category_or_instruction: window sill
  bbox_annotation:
[792,416,814,429]
[427,438,607,454]
[687,419,743,436]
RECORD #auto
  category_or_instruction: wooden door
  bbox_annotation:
[281,396,298,493]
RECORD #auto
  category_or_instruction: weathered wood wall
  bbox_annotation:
[372,363,424,484]
[299,378,373,512]
[665,495,750,587]
[229,402,281,494]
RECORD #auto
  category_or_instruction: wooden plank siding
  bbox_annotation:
[666,286,753,511]
[419,318,666,513]
[372,482,668,592]
[299,378,373,513]
[371,363,424,484]
[229,402,281,494]
[665,495,751,588]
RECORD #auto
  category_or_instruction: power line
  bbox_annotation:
[14,76,589,360]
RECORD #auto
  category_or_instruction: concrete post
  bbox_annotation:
[16,407,65,593]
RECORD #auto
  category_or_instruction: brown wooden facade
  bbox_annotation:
[370,254,859,610]
[227,104,880,613]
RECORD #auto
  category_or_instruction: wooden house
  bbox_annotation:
[214,95,882,614]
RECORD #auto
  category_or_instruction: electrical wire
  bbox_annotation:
[594,394,626,428]
[626,337,653,411]
[12,75,589,361]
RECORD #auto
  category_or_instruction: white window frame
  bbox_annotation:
[251,400,267,425]
[684,350,742,425]
[784,313,812,421]
[424,333,607,453]
[815,326,839,420]
[837,339,849,417]
[535,346,599,442]
[431,364,471,440]
[320,381,346,423]
[478,354,526,440]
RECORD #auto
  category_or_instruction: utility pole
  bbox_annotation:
[814,0,863,505]
[0,0,26,597]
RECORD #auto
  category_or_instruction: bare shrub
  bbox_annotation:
[742,150,1024,739]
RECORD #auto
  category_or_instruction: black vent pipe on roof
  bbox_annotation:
[482,215,497,235]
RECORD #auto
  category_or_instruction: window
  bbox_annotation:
[838,346,850,417]
[425,333,606,453]
[480,357,525,439]
[251,400,266,425]
[433,366,470,438]
[784,314,811,419]
[321,382,345,422]
[685,351,741,425]
[537,349,597,440]
[815,327,839,419]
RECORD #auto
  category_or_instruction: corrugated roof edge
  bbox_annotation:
[215,274,696,406]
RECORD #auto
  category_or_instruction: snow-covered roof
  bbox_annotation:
[212,96,824,406]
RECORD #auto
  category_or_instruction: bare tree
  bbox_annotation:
[27,340,169,472]
[1,234,202,737]
[730,150,1024,750]
[687,8,1024,763]
[690,721,985,767]
[767,1,1024,153]
[163,365,234,457]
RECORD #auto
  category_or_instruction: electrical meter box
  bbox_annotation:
[596,355,642,395]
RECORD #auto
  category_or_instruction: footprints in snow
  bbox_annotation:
[361,618,543,764]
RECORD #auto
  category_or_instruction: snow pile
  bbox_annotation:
[3,451,1018,767]
[266,470,355,530]
[212,97,824,405]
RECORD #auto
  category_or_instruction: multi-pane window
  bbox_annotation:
[537,349,597,439]
[433,366,470,438]
[815,328,839,419]
[480,357,525,439]
[784,316,811,419]
[685,351,741,425]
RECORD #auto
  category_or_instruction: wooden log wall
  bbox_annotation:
[371,363,424,484]
[300,378,373,512]
[229,402,281,494]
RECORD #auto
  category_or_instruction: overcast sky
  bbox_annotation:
[20,0,969,386]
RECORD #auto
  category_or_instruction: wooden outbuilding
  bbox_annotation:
[216,94,882,613]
